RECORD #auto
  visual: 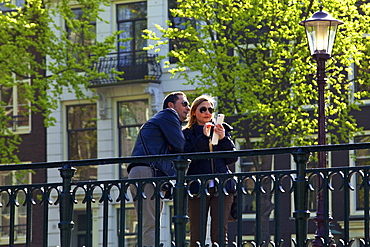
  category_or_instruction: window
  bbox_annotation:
[118,100,149,178]
[306,153,320,212]
[66,8,96,64]
[169,205,190,242]
[0,170,31,243]
[0,76,31,133]
[116,2,150,80]
[238,154,258,213]
[117,207,137,246]
[67,104,97,181]
[354,63,370,100]
[117,2,147,54]
[0,0,25,12]
[354,135,370,210]
[237,137,328,216]
[168,0,195,64]
[71,211,88,246]
[289,136,332,216]
[235,139,261,214]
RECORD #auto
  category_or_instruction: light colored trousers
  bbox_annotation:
[129,166,163,247]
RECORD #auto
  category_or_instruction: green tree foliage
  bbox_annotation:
[145,0,370,242]
[145,0,370,149]
[0,0,119,163]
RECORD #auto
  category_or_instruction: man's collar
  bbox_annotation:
[166,108,181,121]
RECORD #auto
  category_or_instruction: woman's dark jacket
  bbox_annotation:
[183,123,237,176]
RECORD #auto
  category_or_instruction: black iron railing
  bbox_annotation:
[0,143,370,247]
[89,51,162,86]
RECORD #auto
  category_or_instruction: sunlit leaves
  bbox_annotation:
[147,0,370,148]
[0,0,118,163]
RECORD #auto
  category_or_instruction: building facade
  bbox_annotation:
[43,1,370,247]
[46,0,196,246]
[0,1,47,246]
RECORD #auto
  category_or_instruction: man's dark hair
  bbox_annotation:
[162,91,185,109]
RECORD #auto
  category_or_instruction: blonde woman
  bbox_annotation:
[183,95,237,246]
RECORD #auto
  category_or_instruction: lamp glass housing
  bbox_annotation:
[304,21,339,56]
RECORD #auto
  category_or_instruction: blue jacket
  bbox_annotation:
[130,108,185,176]
[183,123,237,176]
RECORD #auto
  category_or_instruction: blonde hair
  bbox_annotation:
[183,95,214,129]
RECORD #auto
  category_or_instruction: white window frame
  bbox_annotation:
[0,167,31,245]
[289,135,333,218]
[0,0,25,12]
[63,101,98,181]
[234,137,276,220]
[1,77,32,134]
[114,95,150,179]
[349,131,370,216]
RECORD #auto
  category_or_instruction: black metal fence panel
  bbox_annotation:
[0,143,370,247]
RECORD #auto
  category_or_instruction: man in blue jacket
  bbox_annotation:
[127,91,190,246]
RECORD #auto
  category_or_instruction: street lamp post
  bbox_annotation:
[299,7,343,247]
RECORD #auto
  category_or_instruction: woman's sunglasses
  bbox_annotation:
[199,107,214,114]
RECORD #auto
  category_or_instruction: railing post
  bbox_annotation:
[172,156,190,247]
[293,148,311,247]
[58,164,76,247]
